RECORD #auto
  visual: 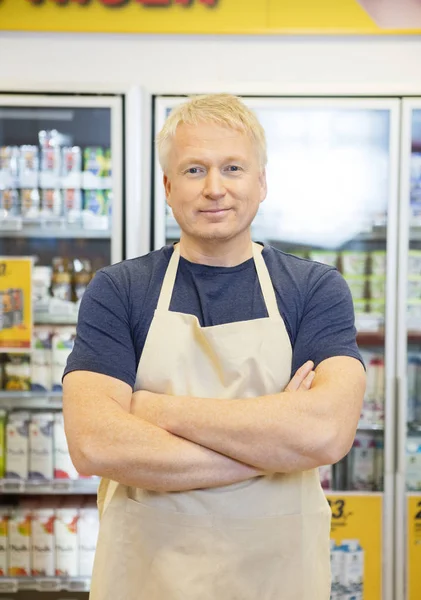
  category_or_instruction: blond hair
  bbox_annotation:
[156,94,267,173]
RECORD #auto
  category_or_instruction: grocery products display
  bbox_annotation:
[330,539,364,600]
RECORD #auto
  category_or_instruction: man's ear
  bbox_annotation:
[164,174,172,207]
[259,169,267,203]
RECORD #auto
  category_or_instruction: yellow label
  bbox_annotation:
[408,495,421,600]
[0,258,32,351]
[1,0,421,34]
[327,494,382,600]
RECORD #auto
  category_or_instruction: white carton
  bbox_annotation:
[55,508,79,577]
[52,328,76,391]
[406,437,421,491]
[8,509,31,577]
[78,508,99,577]
[54,413,79,480]
[29,413,54,481]
[31,327,53,392]
[31,508,55,577]
[330,540,342,596]
[349,433,375,491]
[6,412,30,480]
[0,508,9,576]
[340,539,364,595]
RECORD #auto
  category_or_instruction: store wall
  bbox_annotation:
[1,32,421,95]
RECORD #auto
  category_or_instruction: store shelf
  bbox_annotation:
[0,478,98,495]
[0,576,90,593]
[358,424,384,432]
[0,391,62,410]
[35,313,78,326]
[0,217,110,239]
[357,331,421,345]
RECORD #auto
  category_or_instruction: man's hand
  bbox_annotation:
[285,361,315,393]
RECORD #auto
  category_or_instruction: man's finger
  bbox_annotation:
[285,361,314,392]
[299,370,315,391]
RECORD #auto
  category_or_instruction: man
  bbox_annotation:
[63,94,365,600]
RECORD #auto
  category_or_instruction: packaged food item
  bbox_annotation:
[20,188,40,219]
[1,289,14,330]
[104,189,112,218]
[40,147,61,179]
[31,508,55,577]
[103,148,112,178]
[373,356,385,428]
[19,145,39,188]
[406,437,421,491]
[0,409,6,478]
[408,299,421,331]
[348,433,375,491]
[62,146,82,176]
[370,250,387,276]
[78,508,99,577]
[11,288,24,327]
[0,146,19,187]
[29,412,54,481]
[54,412,79,480]
[63,188,83,223]
[4,354,31,391]
[330,541,342,598]
[0,188,19,218]
[374,436,384,491]
[308,250,338,268]
[41,189,62,217]
[6,411,30,480]
[0,508,9,576]
[32,266,52,309]
[360,353,376,426]
[8,508,31,577]
[55,508,79,577]
[343,276,367,301]
[31,327,53,392]
[72,259,92,303]
[341,251,368,276]
[318,465,332,490]
[83,190,106,215]
[83,147,104,176]
[51,258,73,303]
[51,328,76,391]
[408,276,421,300]
[408,250,421,276]
[367,275,386,300]
[339,539,364,597]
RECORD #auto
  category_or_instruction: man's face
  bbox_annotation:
[164,122,267,244]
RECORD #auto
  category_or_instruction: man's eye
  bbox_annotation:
[187,167,201,174]
[227,165,241,172]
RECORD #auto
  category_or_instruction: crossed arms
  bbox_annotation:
[63,356,365,492]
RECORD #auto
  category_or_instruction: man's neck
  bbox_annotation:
[178,234,254,267]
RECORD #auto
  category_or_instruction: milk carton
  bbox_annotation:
[54,412,79,480]
[29,412,54,481]
[406,437,421,491]
[52,328,76,391]
[0,409,6,478]
[78,508,99,577]
[0,508,9,576]
[349,433,376,491]
[8,508,31,577]
[330,540,342,597]
[55,508,79,577]
[31,508,55,577]
[340,539,364,596]
[31,327,53,392]
[6,412,30,480]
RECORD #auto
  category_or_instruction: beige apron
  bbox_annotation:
[90,243,331,600]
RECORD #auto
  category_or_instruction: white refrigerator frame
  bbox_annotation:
[396,98,421,600]
[154,94,401,600]
[0,93,124,265]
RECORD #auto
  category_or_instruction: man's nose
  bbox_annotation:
[203,168,226,200]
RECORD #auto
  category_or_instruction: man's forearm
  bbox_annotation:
[133,357,365,474]
[67,392,261,493]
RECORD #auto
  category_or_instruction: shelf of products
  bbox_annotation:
[0,392,62,410]
[0,479,98,495]
[0,577,91,593]
[0,219,111,239]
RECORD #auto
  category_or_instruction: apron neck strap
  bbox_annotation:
[252,242,280,320]
[157,242,280,319]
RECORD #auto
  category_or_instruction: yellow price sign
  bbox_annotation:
[0,257,33,352]
[327,494,382,600]
[408,495,421,600]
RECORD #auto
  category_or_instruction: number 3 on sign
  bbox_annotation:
[328,498,346,519]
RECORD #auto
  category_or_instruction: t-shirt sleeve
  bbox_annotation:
[291,268,363,376]
[63,269,137,388]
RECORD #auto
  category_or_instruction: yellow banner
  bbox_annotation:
[327,494,382,600]
[408,495,421,600]
[0,257,32,352]
[1,0,421,34]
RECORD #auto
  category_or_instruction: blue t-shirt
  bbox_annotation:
[64,244,363,388]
